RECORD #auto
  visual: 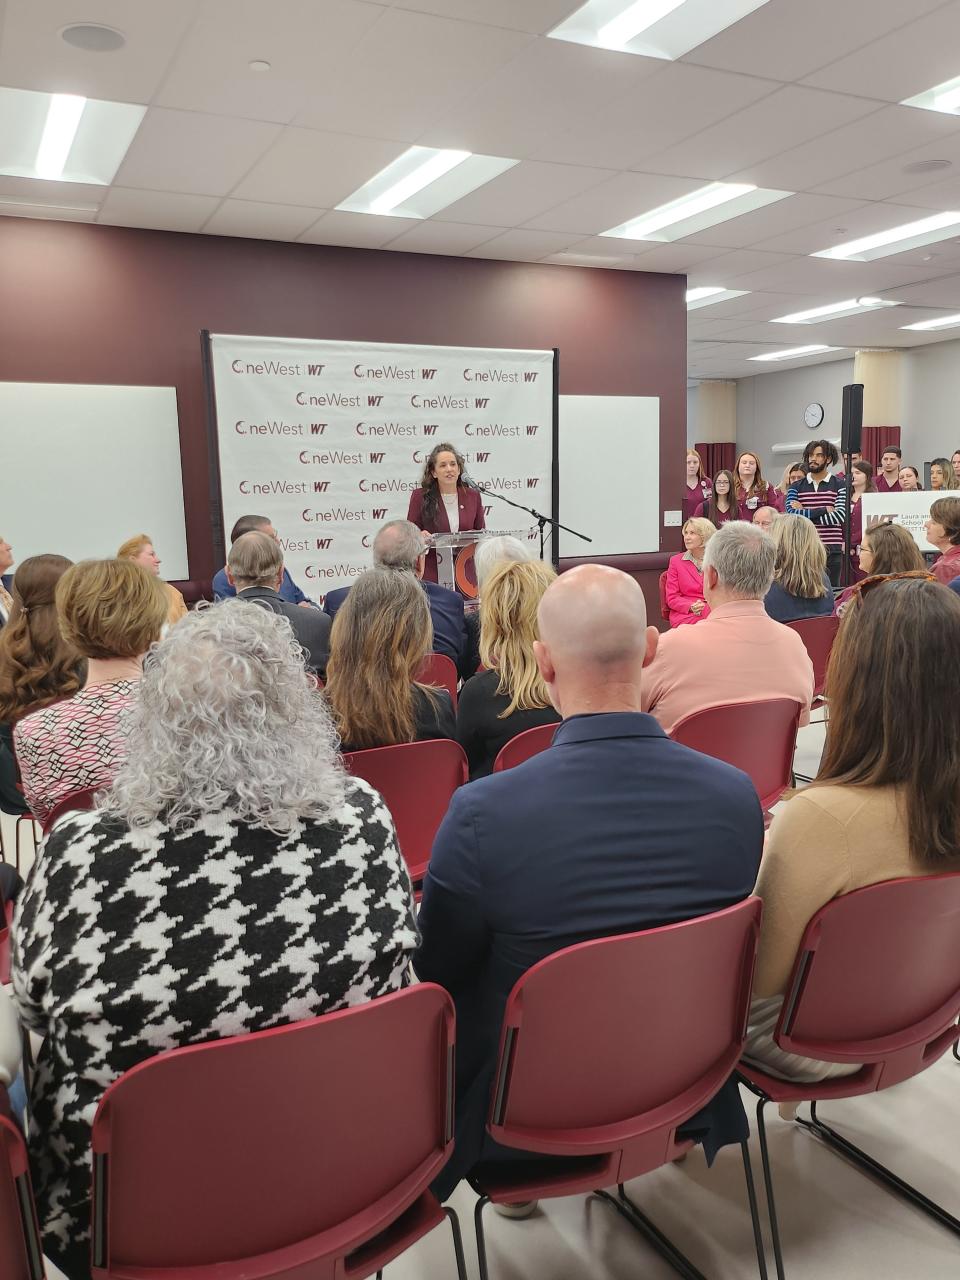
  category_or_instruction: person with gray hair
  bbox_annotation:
[11,603,416,1278]
[227,530,331,677]
[473,534,534,590]
[641,520,814,735]
[323,519,471,676]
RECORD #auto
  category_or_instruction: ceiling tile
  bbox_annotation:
[885,273,960,307]
[390,0,578,34]
[154,0,384,123]
[0,174,104,211]
[812,128,960,202]
[725,254,952,294]
[97,188,221,232]
[619,241,725,271]
[292,8,531,142]
[433,160,614,229]
[752,201,939,255]
[685,248,799,284]
[0,0,200,101]
[465,228,582,260]
[231,128,402,206]
[638,86,879,180]
[679,193,864,250]
[384,221,501,254]
[298,209,418,248]
[522,171,705,235]
[113,108,280,197]
[201,199,324,240]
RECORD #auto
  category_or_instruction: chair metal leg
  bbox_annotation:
[474,1195,491,1280]
[740,1140,770,1280]
[754,1098,787,1280]
[593,1184,708,1280]
[444,1206,469,1280]
[795,1101,960,1237]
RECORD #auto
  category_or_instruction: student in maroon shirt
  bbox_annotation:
[735,451,783,519]
[899,465,922,491]
[876,447,902,492]
[695,470,737,527]
[683,449,711,523]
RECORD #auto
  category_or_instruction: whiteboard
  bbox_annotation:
[0,383,189,579]
[558,395,660,557]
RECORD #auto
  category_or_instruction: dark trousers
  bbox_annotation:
[825,550,843,588]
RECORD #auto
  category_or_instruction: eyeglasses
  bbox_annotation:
[852,570,935,604]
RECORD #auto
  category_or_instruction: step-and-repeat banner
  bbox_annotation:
[206,334,556,597]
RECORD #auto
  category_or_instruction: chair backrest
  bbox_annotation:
[41,786,98,836]
[774,873,960,1090]
[658,571,670,621]
[91,984,455,1279]
[343,739,467,882]
[488,897,762,1184]
[670,698,802,811]
[786,615,840,699]
[0,1109,45,1280]
[416,653,458,709]
[492,723,558,773]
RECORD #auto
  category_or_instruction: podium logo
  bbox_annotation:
[423,424,438,436]
[372,508,388,520]
[307,363,325,376]
[315,538,333,550]
[526,424,539,436]
[422,368,438,380]
[314,480,330,493]
[368,395,383,407]
[475,397,489,409]
[524,371,538,383]
[475,452,490,463]
[369,452,385,464]
[527,478,540,488]
[483,505,492,517]
[310,423,327,435]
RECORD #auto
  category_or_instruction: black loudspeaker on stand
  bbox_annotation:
[840,383,864,588]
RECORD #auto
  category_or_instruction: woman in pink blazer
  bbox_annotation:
[665,518,716,627]
[407,442,485,583]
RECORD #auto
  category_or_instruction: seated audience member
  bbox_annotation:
[735,451,783,519]
[416,564,764,1196]
[117,534,187,625]
[745,577,960,1082]
[764,517,834,624]
[875,447,902,492]
[777,463,806,499]
[752,505,779,533]
[15,560,168,827]
[899,465,922,491]
[456,561,561,779]
[325,568,455,752]
[835,521,926,614]
[927,497,960,584]
[0,534,13,627]
[227,531,330,677]
[954,449,960,484]
[473,533,534,590]
[642,522,814,735]
[683,449,712,523]
[695,468,737,527]
[929,457,959,491]
[12,604,416,1280]
[665,518,715,627]
[212,514,313,604]
[324,520,469,677]
[949,576,960,595]
[0,555,81,818]
[848,459,875,583]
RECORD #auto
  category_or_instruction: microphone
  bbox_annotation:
[460,475,485,492]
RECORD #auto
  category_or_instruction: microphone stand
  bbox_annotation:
[472,483,591,561]
[840,453,853,590]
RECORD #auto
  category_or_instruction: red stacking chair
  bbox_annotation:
[472,898,768,1280]
[786,615,839,708]
[416,652,458,710]
[40,785,98,836]
[658,571,670,622]
[343,739,467,882]
[0,1102,45,1280]
[492,723,557,773]
[671,699,802,814]
[738,873,960,1280]
[90,985,466,1280]
[0,889,13,985]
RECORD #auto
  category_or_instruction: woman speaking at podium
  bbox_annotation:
[407,442,485,583]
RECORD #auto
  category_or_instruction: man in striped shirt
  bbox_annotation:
[785,439,846,587]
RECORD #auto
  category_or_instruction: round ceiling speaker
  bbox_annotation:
[60,24,126,52]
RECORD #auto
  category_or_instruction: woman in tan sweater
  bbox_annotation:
[745,574,960,1081]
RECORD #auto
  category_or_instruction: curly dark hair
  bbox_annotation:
[803,439,839,470]
[419,442,467,525]
[0,555,82,724]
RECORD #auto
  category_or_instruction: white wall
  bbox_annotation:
[735,357,855,479]
[901,337,960,467]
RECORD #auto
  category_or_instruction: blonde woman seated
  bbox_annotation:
[835,521,925,615]
[325,568,455,753]
[117,533,187,625]
[15,560,168,826]
[745,577,960,1082]
[456,560,561,779]
[763,517,834,624]
[665,517,715,627]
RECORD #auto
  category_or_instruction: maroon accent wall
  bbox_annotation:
[0,217,685,597]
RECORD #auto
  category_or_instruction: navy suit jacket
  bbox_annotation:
[213,565,310,604]
[415,712,764,1192]
[324,577,468,676]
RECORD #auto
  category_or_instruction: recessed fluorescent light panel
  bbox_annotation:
[0,86,145,184]
[686,286,750,309]
[772,297,899,324]
[902,73,960,116]
[749,345,842,362]
[549,0,772,59]
[336,147,517,219]
[602,182,791,243]
[900,313,960,331]
[812,212,960,261]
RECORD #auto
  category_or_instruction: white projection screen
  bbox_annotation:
[557,395,660,558]
[1,382,189,578]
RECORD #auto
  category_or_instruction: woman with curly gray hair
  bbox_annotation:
[12,603,417,1280]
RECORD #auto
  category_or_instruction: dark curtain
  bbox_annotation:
[860,425,901,468]
[695,442,736,479]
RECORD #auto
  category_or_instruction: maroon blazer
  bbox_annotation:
[407,483,486,583]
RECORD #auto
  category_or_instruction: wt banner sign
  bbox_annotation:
[205,334,556,596]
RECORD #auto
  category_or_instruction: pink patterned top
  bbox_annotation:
[14,680,138,825]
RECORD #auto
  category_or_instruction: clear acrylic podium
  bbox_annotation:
[432,529,536,600]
